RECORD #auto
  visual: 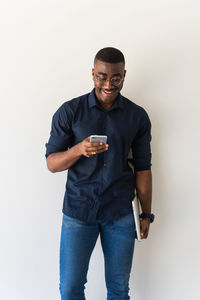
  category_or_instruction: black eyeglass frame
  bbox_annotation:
[94,74,124,86]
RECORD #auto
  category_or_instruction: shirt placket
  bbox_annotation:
[87,109,108,223]
[99,110,108,193]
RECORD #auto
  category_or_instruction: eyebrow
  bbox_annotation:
[97,72,122,77]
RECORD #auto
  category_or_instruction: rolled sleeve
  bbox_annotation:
[45,103,73,158]
[131,109,152,171]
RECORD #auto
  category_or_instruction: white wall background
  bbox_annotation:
[0,1,200,299]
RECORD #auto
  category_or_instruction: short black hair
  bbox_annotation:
[94,47,125,65]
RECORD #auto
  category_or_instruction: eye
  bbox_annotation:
[99,77,106,81]
[96,75,106,81]
[111,77,121,84]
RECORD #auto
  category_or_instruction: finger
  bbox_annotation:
[141,229,148,239]
[140,227,144,238]
[140,220,145,239]
[143,232,148,239]
[140,220,143,232]
[87,145,109,152]
[86,147,108,157]
[96,148,109,154]
[88,143,108,148]
[142,229,147,239]
[86,146,105,151]
[85,149,100,156]
[87,150,102,157]
[89,142,105,147]
[91,147,108,153]
[145,226,150,238]
[143,225,149,239]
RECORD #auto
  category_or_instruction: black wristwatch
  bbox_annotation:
[139,212,155,223]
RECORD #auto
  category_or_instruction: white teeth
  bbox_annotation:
[103,90,113,94]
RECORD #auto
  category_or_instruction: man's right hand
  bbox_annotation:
[46,136,109,173]
[77,136,109,158]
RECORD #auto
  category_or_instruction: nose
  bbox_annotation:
[103,79,114,89]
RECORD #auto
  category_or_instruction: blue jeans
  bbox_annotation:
[59,213,136,300]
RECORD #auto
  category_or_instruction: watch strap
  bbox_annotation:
[139,212,155,223]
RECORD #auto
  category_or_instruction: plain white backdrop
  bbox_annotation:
[0,1,200,299]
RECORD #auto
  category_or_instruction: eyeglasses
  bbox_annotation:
[94,75,124,86]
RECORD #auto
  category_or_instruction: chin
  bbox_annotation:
[97,88,119,101]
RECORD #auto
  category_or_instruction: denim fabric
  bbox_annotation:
[59,212,136,300]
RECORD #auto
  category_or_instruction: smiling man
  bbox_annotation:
[45,47,154,300]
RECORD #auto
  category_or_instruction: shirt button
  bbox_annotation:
[104,163,106,167]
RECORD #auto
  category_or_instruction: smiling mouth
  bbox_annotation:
[102,89,117,95]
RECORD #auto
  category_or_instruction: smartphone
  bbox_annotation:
[90,135,107,144]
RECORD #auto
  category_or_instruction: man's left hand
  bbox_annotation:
[140,218,151,239]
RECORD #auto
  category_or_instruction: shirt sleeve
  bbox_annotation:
[45,103,73,158]
[131,109,152,171]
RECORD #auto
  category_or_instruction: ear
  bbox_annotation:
[92,68,95,80]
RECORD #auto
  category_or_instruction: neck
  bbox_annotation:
[99,102,113,110]
[94,89,118,111]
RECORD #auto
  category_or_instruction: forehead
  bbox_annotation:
[94,60,125,75]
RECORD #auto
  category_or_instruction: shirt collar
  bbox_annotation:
[88,88,124,111]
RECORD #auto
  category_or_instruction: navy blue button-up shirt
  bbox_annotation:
[45,88,152,223]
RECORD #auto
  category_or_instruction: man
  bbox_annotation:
[45,47,154,300]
